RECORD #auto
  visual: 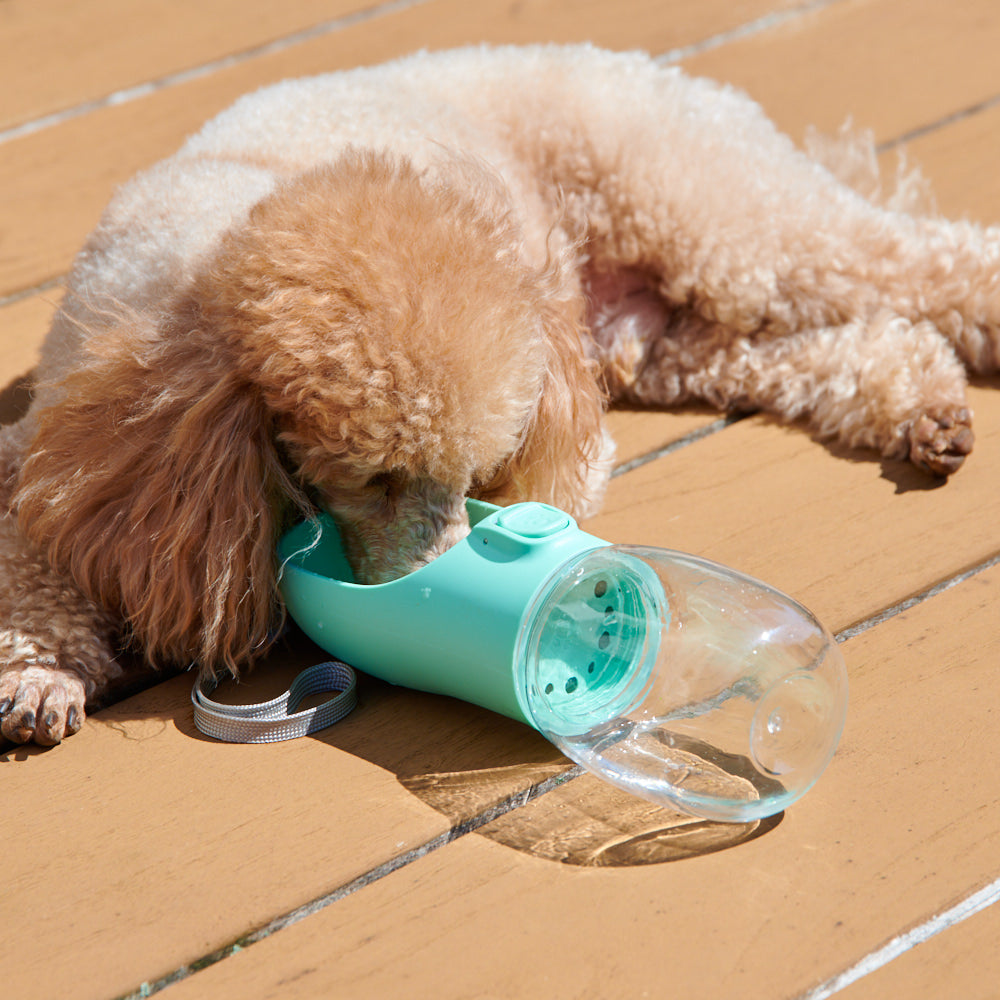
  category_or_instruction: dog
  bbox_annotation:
[0,44,991,746]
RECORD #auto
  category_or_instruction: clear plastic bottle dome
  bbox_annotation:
[514,546,848,822]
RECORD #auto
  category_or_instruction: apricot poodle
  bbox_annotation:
[0,44,993,745]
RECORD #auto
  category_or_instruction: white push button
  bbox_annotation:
[495,504,571,538]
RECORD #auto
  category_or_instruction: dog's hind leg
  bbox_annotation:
[614,309,973,475]
[510,50,1000,368]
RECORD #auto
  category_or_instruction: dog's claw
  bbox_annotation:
[39,710,65,745]
[35,711,66,746]
[909,410,974,476]
[11,711,38,743]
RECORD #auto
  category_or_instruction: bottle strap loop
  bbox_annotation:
[191,660,357,743]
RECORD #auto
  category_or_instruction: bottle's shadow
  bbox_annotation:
[195,629,783,868]
[408,765,781,866]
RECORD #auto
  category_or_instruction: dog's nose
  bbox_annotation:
[330,477,472,585]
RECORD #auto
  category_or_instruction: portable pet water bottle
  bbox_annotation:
[276,499,848,823]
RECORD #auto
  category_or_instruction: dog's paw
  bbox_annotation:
[908,408,975,476]
[0,665,86,746]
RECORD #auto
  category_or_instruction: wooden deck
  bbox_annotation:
[3,1,1000,997]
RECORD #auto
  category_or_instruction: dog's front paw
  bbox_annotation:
[908,408,975,476]
[0,665,86,746]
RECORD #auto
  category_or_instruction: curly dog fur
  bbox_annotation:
[1,44,994,744]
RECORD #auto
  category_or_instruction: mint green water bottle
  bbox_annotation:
[278,500,847,822]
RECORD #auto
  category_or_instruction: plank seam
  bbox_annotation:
[795,876,1000,1000]
[611,414,747,477]
[879,91,1000,153]
[116,766,583,999]
[114,547,1000,998]
[655,0,846,65]
[836,551,1000,642]
[0,0,433,146]
[0,276,64,312]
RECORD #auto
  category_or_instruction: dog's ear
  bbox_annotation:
[477,294,610,518]
[16,308,309,677]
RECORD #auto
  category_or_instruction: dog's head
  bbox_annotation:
[17,152,605,675]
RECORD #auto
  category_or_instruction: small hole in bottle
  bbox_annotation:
[544,683,554,695]
[587,662,595,674]
[594,580,608,598]
[565,677,578,694]
[598,632,611,649]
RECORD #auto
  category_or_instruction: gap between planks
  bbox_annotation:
[117,544,1000,1000]
[653,0,841,66]
[879,91,1000,153]
[795,876,1000,1000]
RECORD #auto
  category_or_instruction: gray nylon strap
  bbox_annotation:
[191,660,358,743]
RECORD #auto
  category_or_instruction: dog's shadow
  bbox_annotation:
[0,372,33,426]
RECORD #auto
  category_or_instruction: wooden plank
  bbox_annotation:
[605,406,722,467]
[586,381,1000,631]
[0,292,54,424]
[685,0,1000,143]
[902,103,1000,225]
[295,0,809,54]
[836,894,1000,1000]
[0,0,807,139]
[0,652,466,996]
[152,562,1000,1000]
[0,0,376,131]
[0,0,809,131]
[0,0,803,299]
